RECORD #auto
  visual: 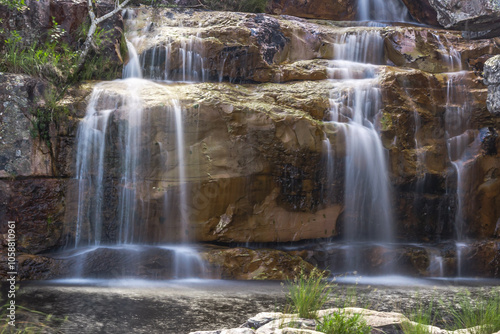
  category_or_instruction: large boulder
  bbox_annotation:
[428,0,500,38]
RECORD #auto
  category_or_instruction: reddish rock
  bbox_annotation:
[0,179,67,254]
[462,240,500,278]
[400,0,439,26]
[268,0,356,20]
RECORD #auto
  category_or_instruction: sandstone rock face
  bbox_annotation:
[126,10,500,82]
[268,0,356,21]
[2,8,500,279]
[485,55,500,114]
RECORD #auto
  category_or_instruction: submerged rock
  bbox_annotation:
[201,247,316,280]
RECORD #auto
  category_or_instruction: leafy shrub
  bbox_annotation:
[0,21,78,84]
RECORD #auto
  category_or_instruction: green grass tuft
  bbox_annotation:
[446,290,500,334]
[284,268,333,320]
[316,310,371,334]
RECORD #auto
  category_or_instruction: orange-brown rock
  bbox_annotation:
[400,0,439,26]
[268,0,356,21]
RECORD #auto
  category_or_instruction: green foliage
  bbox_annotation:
[316,311,371,334]
[201,0,268,13]
[0,21,78,84]
[0,0,29,11]
[446,290,500,334]
[75,20,121,81]
[285,268,333,320]
[30,88,69,149]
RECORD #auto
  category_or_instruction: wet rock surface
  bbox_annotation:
[201,247,316,280]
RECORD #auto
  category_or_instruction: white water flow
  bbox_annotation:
[75,87,113,247]
[173,100,189,242]
[444,72,474,277]
[426,247,445,277]
[123,40,143,78]
[71,31,206,278]
[357,0,410,22]
[326,31,394,273]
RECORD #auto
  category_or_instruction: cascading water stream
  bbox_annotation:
[325,31,394,274]
[74,88,113,248]
[444,71,477,277]
[70,23,208,279]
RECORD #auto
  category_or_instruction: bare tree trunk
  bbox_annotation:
[76,0,131,73]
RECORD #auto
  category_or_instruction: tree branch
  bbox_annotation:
[75,0,131,74]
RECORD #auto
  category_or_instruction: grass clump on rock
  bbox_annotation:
[316,311,371,334]
[285,268,333,320]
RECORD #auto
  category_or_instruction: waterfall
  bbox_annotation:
[444,71,479,277]
[74,87,113,247]
[123,40,143,79]
[325,30,394,274]
[70,25,208,278]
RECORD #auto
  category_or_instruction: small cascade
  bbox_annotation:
[122,40,143,78]
[325,31,394,274]
[137,35,208,82]
[357,0,411,22]
[124,11,208,83]
[426,247,445,277]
